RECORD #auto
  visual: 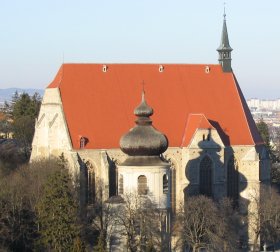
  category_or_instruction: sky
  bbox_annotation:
[0,0,279,99]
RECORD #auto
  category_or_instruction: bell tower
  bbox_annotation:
[217,10,233,72]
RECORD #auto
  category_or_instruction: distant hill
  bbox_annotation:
[0,88,44,104]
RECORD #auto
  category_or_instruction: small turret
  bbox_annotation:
[217,12,233,72]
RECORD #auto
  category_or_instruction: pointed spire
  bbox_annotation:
[217,14,232,51]
[217,5,233,72]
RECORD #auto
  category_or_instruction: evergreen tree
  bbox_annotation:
[36,166,80,251]
[256,118,276,160]
[13,115,35,158]
[256,118,271,150]
[8,92,41,160]
[12,92,40,120]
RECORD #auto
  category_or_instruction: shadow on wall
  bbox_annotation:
[184,129,249,248]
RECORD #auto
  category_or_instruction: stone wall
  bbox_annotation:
[31,88,270,248]
[31,88,72,159]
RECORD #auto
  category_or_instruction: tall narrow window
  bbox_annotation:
[227,155,239,206]
[109,161,117,197]
[138,175,147,195]
[171,167,176,213]
[163,174,168,194]
[119,175,124,195]
[85,161,95,204]
[199,156,212,197]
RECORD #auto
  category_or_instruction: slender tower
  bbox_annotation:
[217,9,233,72]
[119,90,170,209]
[118,90,171,236]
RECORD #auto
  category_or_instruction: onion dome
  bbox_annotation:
[120,91,168,158]
[134,91,153,118]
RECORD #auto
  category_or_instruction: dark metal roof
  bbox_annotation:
[120,91,168,162]
[217,15,233,52]
[134,91,153,117]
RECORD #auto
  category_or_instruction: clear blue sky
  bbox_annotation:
[0,0,279,99]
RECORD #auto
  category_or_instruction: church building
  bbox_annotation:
[31,14,270,249]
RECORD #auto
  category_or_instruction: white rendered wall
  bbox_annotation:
[117,165,171,209]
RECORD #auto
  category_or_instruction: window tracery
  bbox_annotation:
[199,156,212,197]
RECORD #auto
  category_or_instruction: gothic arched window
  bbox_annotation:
[138,175,147,195]
[227,155,239,206]
[199,156,212,197]
[163,174,168,194]
[85,161,95,204]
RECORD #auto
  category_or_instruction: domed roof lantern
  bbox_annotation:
[120,90,168,165]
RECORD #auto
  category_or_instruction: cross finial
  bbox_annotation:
[142,80,145,92]
[223,2,226,19]
[141,80,146,102]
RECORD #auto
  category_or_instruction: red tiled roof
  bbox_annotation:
[181,114,215,147]
[48,64,263,149]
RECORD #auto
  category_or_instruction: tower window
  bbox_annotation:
[119,174,124,195]
[138,175,147,195]
[163,174,168,194]
[199,156,212,197]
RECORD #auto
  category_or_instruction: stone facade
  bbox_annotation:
[31,85,270,248]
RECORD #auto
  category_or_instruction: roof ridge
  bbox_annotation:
[180,114,191,147]
[60,63,221,66]
[180,113,212,147]
[199,114,214,129]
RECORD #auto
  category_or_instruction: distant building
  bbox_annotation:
[247,98,280,111]
[31,13,270,250]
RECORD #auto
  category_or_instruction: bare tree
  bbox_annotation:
[112,192,169,252]
[261,187,280,248]
[88,179,117,251]
[175,195,239,252]
[113,192,142,252]
[248,185,280,251]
